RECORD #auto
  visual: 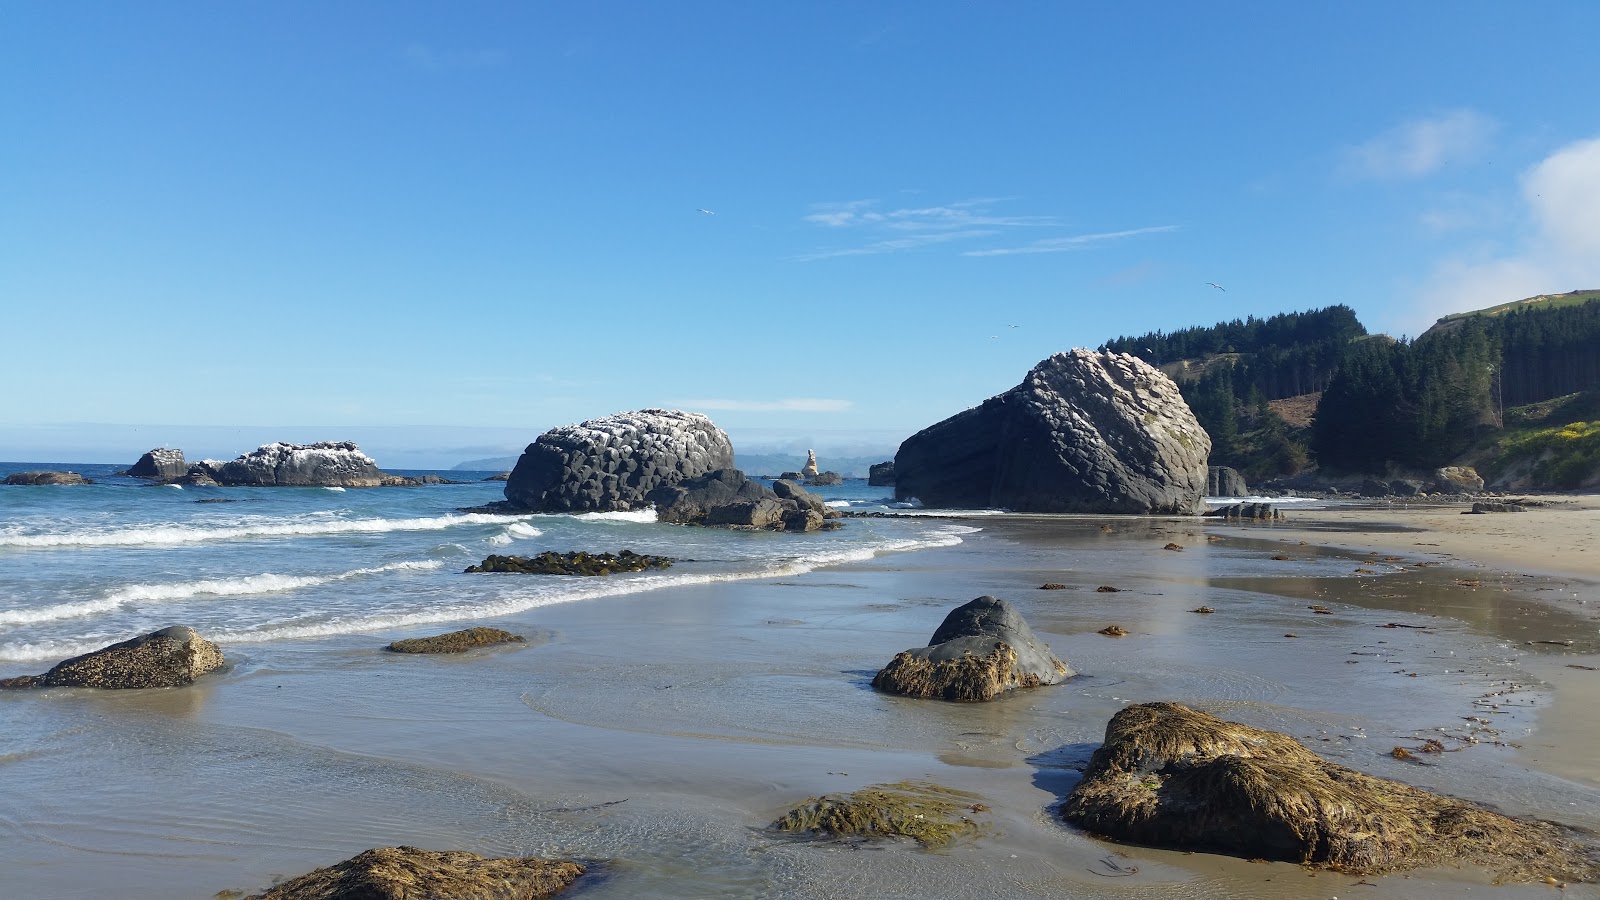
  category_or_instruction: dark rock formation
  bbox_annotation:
[385,628,526,653]
[484,472,512,481]
[194,442,412,487]
[126,448,188,480]
[1062,702,1599,881]
[647,469,838,532]
[872,596,1073,702]
[1202,502,1283,520]
[501,409,734,513]
[1469,501,1526,514]
[0,626,223,689]
[868,461,896,486]
[1389,478,1422,497]
[244,846,585,900]
[3,470,92,485]
[1206,466,1248,497]
[464,550,674,575]
[806,471,844,486]
[893,349,1211,514]
[1360,478,1392,498]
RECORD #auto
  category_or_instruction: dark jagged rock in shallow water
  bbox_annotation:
[465,550,675,575]
[502,408,734,513]
[648,469,840,532]
[0,625,223,690]
[244,846,585,900]
[1202,502,1282,520]
[3,470,92,485]
[805,471,844,486]
[893,349,1211,514]
[1062,702,1600,882]
[125,447,188,480]
[1206,465,1248,497]
[872,596,1073,702]
[868,460,896,486]
[385,627,526,654]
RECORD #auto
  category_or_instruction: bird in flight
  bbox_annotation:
[1206,282,1226,291]
[697,208,716,215]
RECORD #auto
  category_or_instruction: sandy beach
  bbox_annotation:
[6,499,1600,898]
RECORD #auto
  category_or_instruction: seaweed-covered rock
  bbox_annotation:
[126,447,188,480]
[894,349,1211,514]
[465,550,674,575]
[0,626,222,690]
[3,470,92,485]
[772,781,988,848]
[385,628,526,654]
[244,846,585,900]
[502,408,734,513]
[872,596,1073,702]
[1062,702,1600,882]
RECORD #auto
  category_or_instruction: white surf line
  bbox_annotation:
[0,513,539,549]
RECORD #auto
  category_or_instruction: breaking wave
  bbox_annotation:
[0,513,534,549]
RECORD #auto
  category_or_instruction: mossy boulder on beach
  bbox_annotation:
[384,628,526,654]
[0,625,223,690]
[464,550,674,575]
[872,596,1073,702]
[243,846,585,899]
[772,781,989,848]
[1062,702,1600,883]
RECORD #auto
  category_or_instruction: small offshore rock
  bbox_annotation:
[465,550,674,576]
[1163,542,1184,551]
[1095,585,1122,593]
[872,596,1073,702]
[244,846,585,900]
[867,461,896,486]
[1191,606,1216,614]
[385,628,525,654]
[1039,582,1068,590]
[3,470,92,485]
[1,626,223,689]
[1098,625,1129,637]
[126,447,188,480]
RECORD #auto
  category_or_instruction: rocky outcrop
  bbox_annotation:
[1203,502,1282,520]
[1430,466,1485,494]
[195,442,409,487]
[1206,465,1248,497]
[501,409,734,513]
[244,846,585,900]
[2,471,92,485]
[868,461,896,486]
[647,469,837,532]
[1062,702,1599,881]
[801,449,820,478]
[0,626,223,689]
[872,596,1073,701]
[126,448,188,480]
[1469,501,1526,514]
[893,349,1211,514]
[464,550,674,575]
[385,628,526,653]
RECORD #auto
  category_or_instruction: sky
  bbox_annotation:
[4,2,1600,467]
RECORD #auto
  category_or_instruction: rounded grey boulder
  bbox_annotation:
[1,625,224,689]
[894,349,1211,514]
[503,409,735,513]
[872,596,1073,702]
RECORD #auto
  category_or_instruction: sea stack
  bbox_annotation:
[893,349,1211,514]
[801,449,820,478]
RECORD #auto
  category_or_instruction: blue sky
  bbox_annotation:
[5,3,1599,467]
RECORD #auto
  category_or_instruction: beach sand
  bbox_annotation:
[5,502,1600,898]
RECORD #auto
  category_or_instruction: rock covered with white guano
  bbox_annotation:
[502,409,736,513]
[198,441,394,487]
[126,447,189,480]
[893,349,1211,514]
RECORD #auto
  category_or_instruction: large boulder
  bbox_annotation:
[0,626,223,689]
[1206,465,1248,498]
[1429,466,1485,494]
[872,596,1073,701]
[3,471,92,485]
[126,447,188,480]
[196,442,403,487]
[893,349,1211,514]
[245,846,585,900]
[502,409,734,513]
[1062,702,1599,881]
[868,461,896,486]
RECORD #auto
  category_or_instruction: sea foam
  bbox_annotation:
[0,513,533,549]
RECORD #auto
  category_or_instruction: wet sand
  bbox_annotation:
[5,510,1600,898]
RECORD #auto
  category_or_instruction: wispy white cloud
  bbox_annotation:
[401,44,509,70]
[677,398,855,413]
[1342,110,1497,180]
[1405,135,1600,334]
[797,197,1070,260]
[792,229,998,262]
[963,225,1179,257]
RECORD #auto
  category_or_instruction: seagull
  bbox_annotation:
[1206,282,1226,291]
[697,208,716,215]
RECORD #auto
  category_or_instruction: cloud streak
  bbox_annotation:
[676,398,855,413]
[963,225,1179,257]
[1342,110,1496,180]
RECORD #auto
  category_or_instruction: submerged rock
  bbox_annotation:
[3,470,92,485]
[464,551,674,575]
[772,781,989,848]
[893,349,1211,514]
[1,626,223,689]
[385,628,526,654]
[1062,702,1600,882]
[872,596,1073,702]
[501,408,734,513]
[244,846,585,900]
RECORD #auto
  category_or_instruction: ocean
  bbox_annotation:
[3,463,1597,899]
